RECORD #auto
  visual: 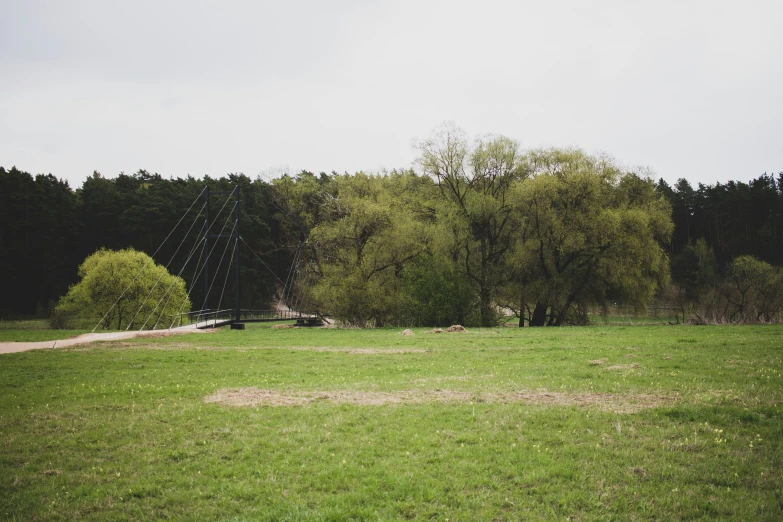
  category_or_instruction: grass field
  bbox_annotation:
[1,323,781,520]
[0,320,90,342]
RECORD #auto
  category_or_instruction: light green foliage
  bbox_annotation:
[307,172,434,326]
[55,248,190,330]
[418,123,527,325]
[704,255,783,323]
[271,170,335,231]
[402,254,475,326]
[507,148,673,325]
[668,238,720,322]
[306,133,674,327]
[671,238,719,300]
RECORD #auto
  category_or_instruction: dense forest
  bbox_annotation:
[0,167,301,321]
[2,132,781,326]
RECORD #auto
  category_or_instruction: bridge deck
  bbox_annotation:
[184,310,320,329]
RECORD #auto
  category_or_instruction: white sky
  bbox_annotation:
[1,0,781,188]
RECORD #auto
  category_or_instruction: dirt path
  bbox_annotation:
[0,324,216,355]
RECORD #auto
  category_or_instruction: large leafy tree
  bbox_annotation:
[504,149,673,326]
[417,123,526,326]
[306,171,433,326]
[717,255,783,323]
[55,248,191,330]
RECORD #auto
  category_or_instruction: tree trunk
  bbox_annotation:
[529,302,547,327]
[518,290,525,327]
[479,285,493,326]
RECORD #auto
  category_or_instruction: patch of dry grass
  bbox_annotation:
[205,387,675,413]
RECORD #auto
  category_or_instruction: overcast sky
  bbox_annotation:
[1,0,781,188]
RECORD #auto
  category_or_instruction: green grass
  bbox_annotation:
[0,320,90,342]
[1,323,782,520]
[589,314,677,326]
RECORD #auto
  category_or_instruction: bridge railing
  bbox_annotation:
[235,309,314,321]
[170,309,316,328]
[169,309,235,329]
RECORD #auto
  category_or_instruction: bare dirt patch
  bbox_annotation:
[205,387,674,413]
[412,374,496,385]
[285,346,427,354]
[606,364,642,371]
[347,348,426,354]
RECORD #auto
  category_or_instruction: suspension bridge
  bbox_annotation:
[93,185,320,332]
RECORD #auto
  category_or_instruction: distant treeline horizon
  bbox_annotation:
[1,163,782,321]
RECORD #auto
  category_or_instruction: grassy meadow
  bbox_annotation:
[0,320,90,342]
[1,322,781,520]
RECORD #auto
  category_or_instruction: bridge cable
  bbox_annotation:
[140,229,208,331]
[280,245,297,308]
[149,223,213,330]
[289,249,307,312]
[295,268,319,317]
[163,236,210,329]
[286,243,309,312]
[239,236,288,288]
[156,217,235,330]
[291,263,307,313]
[155,235,207,329]
[197,218,238,318]
[196,197,236,314]
[282,244,302,309]
[184,201,237,324]
[147,227,214,330]
[91,186,207,332]
[239,236,312,317]
[215,235,237,317]
[146,198,235,330]
[124,201,207,330]
[183,239,208,310]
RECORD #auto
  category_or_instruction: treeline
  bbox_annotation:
[658,175,783,267]
[296,135,672,327]
[0,167,305,319]
[657,175,783,323]
[2,126,781,326]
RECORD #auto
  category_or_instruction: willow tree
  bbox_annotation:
[306,171,434,326]
[504,148,672,326]
[54,248,190,330]
[417,123,527,326]
[718,255,783,323]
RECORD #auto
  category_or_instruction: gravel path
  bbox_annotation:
[0,324,215,355]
